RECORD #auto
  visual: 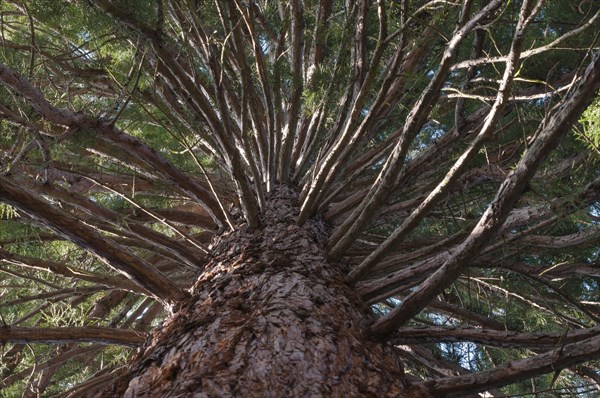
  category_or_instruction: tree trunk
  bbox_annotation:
[102,188,411,397]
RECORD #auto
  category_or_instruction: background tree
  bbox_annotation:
[1,0,599,396]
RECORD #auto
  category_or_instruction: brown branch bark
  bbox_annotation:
[0,61,227,227]
[450,10,600,71]
[0,286,103,309]
[0,325,145,347]
[297,0,394,224]
[278,0,304,182]
[408,333,600,398]
[1,345,102,388]
[52,368,124,398]
[323,0,505,252]
[23,179,208,269]
[371,47,600,337]
[520,227,600,248]
[0,175,188,306]
[343,0,533,282]
[392,326,600,349]
[0,248,146,293]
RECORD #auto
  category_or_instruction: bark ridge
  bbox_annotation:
[110,188,409,397]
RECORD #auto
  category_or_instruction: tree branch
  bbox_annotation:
[0,248,147,294]
[0,175,188,306]
[392,326,600,349]
[0,325,145,347]
[323,0,505,251]
[343,0,533,281]
[409,333,600,397]
[371,47,600,337]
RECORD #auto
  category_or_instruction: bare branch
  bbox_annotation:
[0,175,188,306]
[342,0,533,280]
[371,47,600,337]
[322,0,506,251]
[409,333,600,397]
[451,10,600,71]
[0,61,228,227]
[0,248,147,293]
[0,325,145,347]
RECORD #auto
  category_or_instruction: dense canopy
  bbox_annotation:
[0,0,599,396]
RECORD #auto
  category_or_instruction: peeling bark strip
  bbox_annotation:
[0,326,145,347]
[104,189,409,397]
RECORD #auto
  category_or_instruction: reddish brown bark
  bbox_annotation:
[391,326,600,349]
[371,47,600,336]
[99,189,411,397]
[0,175,187,305]
[0,326,145,347]
[1,2,599,396]
[407,333,600,398]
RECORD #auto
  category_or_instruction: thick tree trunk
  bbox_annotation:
[101,188,410,397]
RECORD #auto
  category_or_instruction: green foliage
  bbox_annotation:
[40,302,90,327]
[0,0,599,396]
[578,98,600,153]
[0,203,18,219]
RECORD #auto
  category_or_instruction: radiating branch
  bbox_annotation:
[323,0,506,254]
[409,333,600,397]
[342,0,532,281]
[0,175,188,306]
[0,325,145,347]
[371,47,600,337]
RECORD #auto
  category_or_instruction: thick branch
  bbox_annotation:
[0,325,145,347]
[0,61,226,227]
[392,326,600,349]
[0,175,187,305]
[409,333,600,397]
[371,47,600,337]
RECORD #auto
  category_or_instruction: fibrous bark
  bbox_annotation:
[1,1,600,396]
[103,188,410,397]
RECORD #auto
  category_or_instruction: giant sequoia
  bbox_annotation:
[1,0,600,397]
